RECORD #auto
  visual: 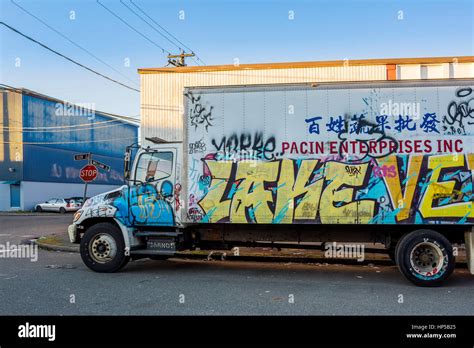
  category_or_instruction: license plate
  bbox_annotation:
[147,238,176,252]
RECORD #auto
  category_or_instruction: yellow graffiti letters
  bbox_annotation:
[319,162,375,224]
[230,161,280,223]
[274,159,323,223]
[378,155,422,221]
[419,155,472,219]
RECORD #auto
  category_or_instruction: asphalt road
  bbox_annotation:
[0,215,473,315]
[0,214,74,244]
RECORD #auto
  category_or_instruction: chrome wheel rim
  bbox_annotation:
[409,241,444,276]
[89,233,117,264]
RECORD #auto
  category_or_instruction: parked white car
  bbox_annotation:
[34,198,82,213]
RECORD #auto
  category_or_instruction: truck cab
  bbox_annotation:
[68,141,186,273]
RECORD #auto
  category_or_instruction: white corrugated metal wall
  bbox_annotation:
[140,65,387,143]
[140,61,474,144]
[397,62,474,79]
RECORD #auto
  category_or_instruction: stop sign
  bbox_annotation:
[80,164,98,182]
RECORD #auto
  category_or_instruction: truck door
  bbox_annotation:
[129,147,178,226]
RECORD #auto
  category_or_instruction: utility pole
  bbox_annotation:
[167,50,195,67]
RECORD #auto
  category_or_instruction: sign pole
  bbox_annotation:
[83,152,91,204]
[75,152,109,206]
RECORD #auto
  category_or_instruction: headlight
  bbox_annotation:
[73,211,82,222]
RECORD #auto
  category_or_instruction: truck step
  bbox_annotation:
[134,231,180,237]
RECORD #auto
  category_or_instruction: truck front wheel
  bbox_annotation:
[80,223,130,272]
[395,229,454,287]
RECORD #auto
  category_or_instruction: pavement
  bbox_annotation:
[0,214,473,315]
[0,213,74,245]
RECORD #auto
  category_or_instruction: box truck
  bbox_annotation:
[68,79,474,286]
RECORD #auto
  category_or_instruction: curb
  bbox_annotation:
[34,239,79,253]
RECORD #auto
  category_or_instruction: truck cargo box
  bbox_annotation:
[184,80,474,225]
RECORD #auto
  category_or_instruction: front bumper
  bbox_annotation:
[67,224,78,243]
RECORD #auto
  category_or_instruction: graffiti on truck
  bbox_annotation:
[211,132,277,161]
[187,87,474,225]
[443,87,474,135]
[185,91,214,132]
[111,183,175,226]
[187,154,474,224]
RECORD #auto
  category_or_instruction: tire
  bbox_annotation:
[35,206,42,212]
[395,229,455,287]
[59,207,66,214]
[80,222,130,273]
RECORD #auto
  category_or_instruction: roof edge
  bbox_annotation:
[138,56,474,74]
[0,85,140,127]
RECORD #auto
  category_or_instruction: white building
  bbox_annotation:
[138,56,474,144]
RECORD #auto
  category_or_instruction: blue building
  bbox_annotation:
[0,87,139,211]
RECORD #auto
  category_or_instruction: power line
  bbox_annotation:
[1,119,126,130]
[10,0,139,88]
[1,122,131,133]
[128,0,206,65]
[123,0,201,66]
[119,0,180,52]
[96,0,171,55]
[0,21,140,92]
[1,136,137,145]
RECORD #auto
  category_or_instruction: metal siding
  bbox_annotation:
[0,90,23,181]
[22,95,137,157]
[453,62,474,78]
[0,184,11,210]
[21,94,138,184]
[397,63,474,80]
[141,65,387,144]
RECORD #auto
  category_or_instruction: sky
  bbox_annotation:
[1,0,473,117]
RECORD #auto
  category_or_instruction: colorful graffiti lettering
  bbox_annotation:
[186,85,474,227]
[112,184,175,226]
[190,154,474,224]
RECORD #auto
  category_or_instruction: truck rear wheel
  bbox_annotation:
[395,229,454,287]
[80,223,130,273]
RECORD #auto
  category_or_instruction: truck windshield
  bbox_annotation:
[134,151,173,183]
